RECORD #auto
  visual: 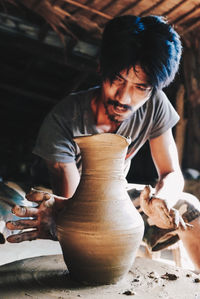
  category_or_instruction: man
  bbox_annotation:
[6,15,200,271]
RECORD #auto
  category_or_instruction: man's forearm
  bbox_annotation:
[155,170,184,208]
[46,160,80,198]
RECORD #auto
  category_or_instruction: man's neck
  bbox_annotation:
[91,92,120,133]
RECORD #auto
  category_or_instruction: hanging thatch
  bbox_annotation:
[2,0,200,43]
[3,0,78,42]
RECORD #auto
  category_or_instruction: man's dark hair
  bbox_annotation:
[100,15,182,90]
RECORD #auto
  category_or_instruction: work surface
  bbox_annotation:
[0,254,199,299]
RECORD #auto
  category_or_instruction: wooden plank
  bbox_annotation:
[175,84,187,165]
[61,0,112,19]
[174,5,200,26]
[140,0,167,16]
[116,0,143,16]
[165,0,200,23]
[164,0,192,17]
[181,19,200,35]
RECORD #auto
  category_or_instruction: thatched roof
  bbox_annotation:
[2,0,200,43]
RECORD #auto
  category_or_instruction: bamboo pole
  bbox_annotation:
[175,84,187,165]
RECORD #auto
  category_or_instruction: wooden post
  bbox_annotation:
[175,84,187,165]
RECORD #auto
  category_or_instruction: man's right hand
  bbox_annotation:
[6,189,66,242]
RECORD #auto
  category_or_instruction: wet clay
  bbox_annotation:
[56,133,144,284]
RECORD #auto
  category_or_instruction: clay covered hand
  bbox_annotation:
[140,185,189,230]
[6,189,65,242]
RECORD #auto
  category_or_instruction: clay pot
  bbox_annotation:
[56,133,144,284]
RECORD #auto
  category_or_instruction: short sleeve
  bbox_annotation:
[33,111,77,163]
[149,91,180,139]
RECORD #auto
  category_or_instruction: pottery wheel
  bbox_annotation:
[0,255,199,299]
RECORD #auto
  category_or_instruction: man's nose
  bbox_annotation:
[115,85,132,105]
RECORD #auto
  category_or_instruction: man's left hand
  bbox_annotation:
[140,185,188,230]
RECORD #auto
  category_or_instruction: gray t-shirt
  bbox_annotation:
[33,87,179,172]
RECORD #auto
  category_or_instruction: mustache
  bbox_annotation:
[107,99,133,111]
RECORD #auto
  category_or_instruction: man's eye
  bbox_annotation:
[136,86,152,92]
[136,86,146,91]
[114,77,124,84]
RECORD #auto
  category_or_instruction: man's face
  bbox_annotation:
[101,65,152,123]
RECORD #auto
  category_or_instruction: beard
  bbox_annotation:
[103,99,133,123]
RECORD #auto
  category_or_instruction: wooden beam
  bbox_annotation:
[173,5,200,26]
[140,0,167,17]
[180,19,200,35]
[117,0,142,16]
[61,0,112,19]
[98,0,118,14]
[164,0,191,17]
[175,84,187,165]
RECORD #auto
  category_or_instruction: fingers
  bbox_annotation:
[43,196,55,208]
[6,190,57,243]
[11,205,38,217]
[169,208,188,230]
[140,185,152,202]
[26,190,51,203]
[160,200,171,217]
[171,208,180,228]
[6,219,38,230]
[140,185,152,214]
[7,230,38,243]
[179,216,187,230]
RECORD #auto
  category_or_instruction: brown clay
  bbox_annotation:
[56,133,144,284]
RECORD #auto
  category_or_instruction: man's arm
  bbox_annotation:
[150,128,184,207]
[46,160,80,198]
[6,161,80,242]
[140,128,185,229]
